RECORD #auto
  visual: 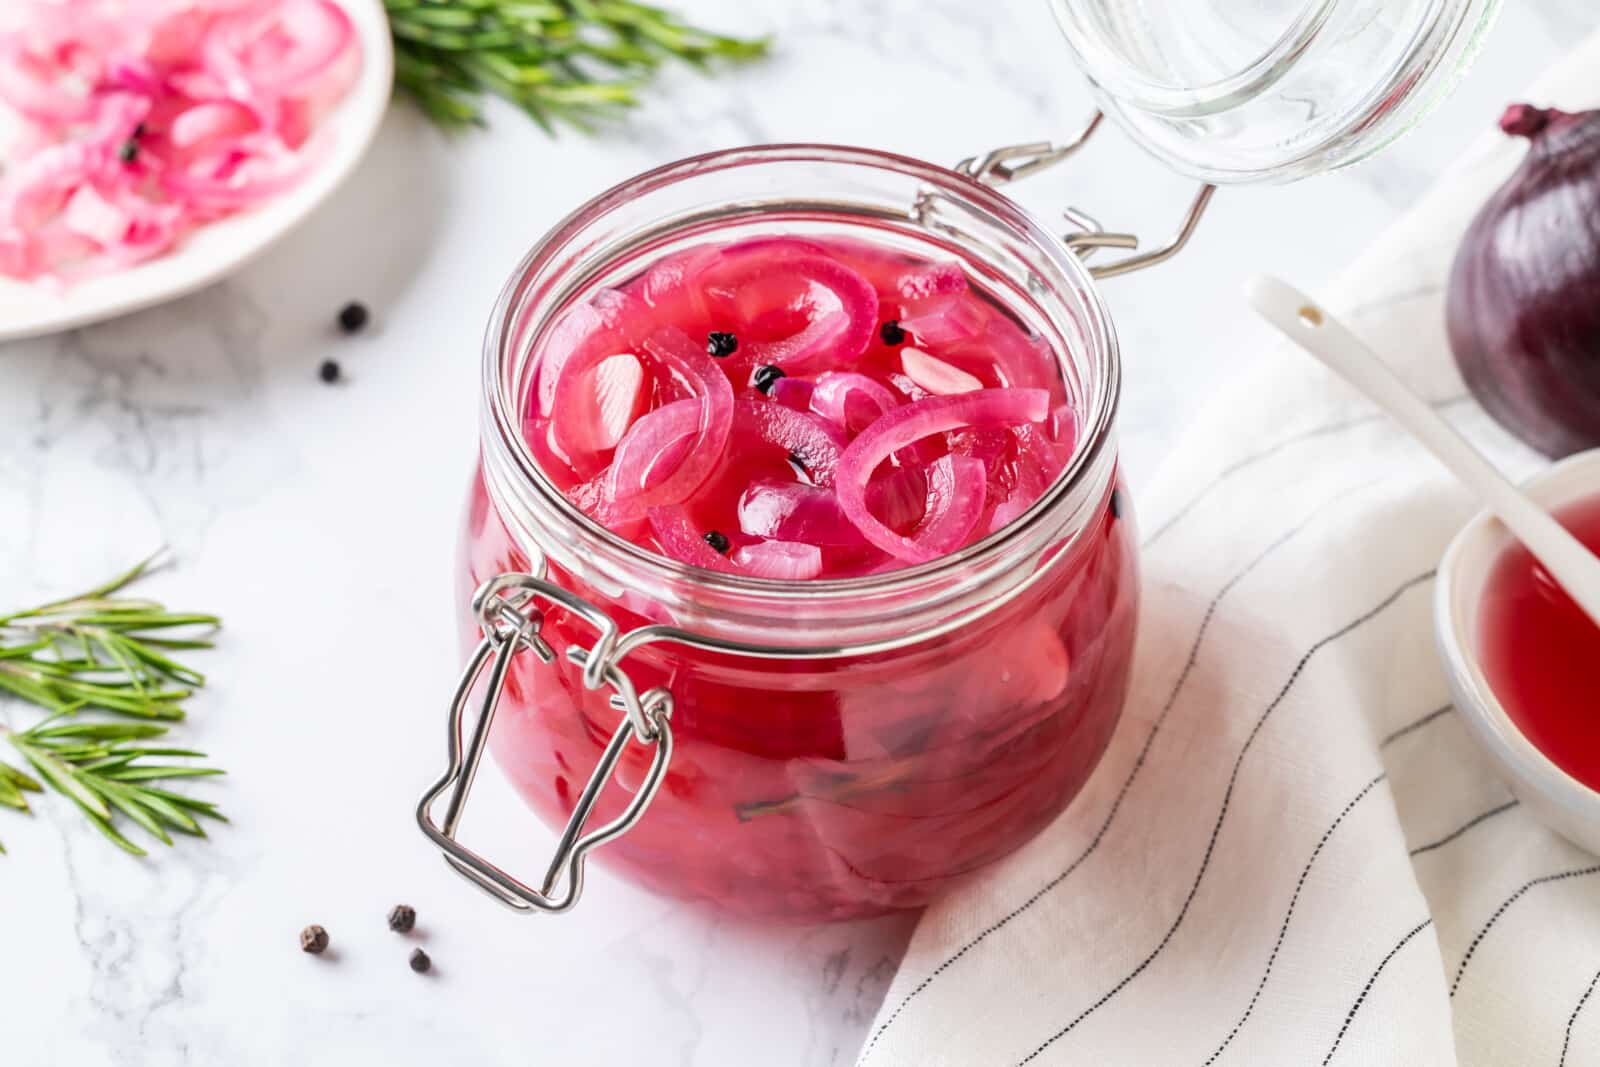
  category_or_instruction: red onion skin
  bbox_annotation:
[1447,105,1600,458]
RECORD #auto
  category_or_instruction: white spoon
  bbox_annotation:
[1245,273,1600,631]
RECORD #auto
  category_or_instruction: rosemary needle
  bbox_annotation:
[0,553,224,855]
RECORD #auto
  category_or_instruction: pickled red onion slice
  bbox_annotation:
[609,329,734,505]
[900,347,983,395]
[592,354,648,449]
[708,251,878,372]
[916,454,988,557]
[899,298,987,345]
[836,389,1049,561]
[865,464,928,533]
[893,260,967,301]
[732,395,849,486]
[537,289,646,417]
[810,372,899,434]
[732,540,824,580]
[738,481,864,547]
[646,507,740,573]
[609,398,703,501]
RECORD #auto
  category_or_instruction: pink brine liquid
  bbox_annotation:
[1478,494,1600,794]
[462,234,1138,920]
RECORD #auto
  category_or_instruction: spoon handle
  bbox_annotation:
[1246,274,1600,631]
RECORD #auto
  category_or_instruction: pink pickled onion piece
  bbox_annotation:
[1048,403,1080,453]
[894,260,966,301]
[988,496,1032,533]
[592,353,648,449]
[732,540,824,580]
[633,242,723,321]
[865,464,928,533]
[538,288,647,418]
[0,44,96,124]
[738,481,864,546]
[915,454,988,558]
[205,0,354,96]
[568,472,647,535]
[733,395,849,487]
[62,186,130,247]
[610,327,734,507]
[768,375,815,411]
[170,101,258,150]
[901,346,983,395]
[609,397,703,500]
[899,297,987,345]
[835,389,1049,561]
[810,371,899,434]
[646,507,741,573]
[977,318,1058,391]
[711,251,878,372]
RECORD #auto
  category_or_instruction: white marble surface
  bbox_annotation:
[0,2,1593,1064]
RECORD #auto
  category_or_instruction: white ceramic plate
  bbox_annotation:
[0,0,394,342]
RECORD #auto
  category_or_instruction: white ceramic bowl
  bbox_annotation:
[0,0,394,342]
[1436,449,1600,856]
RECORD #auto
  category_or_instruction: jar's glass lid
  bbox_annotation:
[1048,0,1504,184]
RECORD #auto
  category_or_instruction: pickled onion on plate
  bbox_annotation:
[0,0,360,285]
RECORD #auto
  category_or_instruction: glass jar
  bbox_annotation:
[418,0,1503,921]
[433,147,1136,922]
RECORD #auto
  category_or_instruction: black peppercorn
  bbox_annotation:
[387,904,417,933]
[752,364,785,394]
[409,948,432,974]
[116,140,139,164]
[1109,488,1123,520]
[706,331,738,358]
[337,302,369,334]
[703,530,731,554]
[300,925,329,954]
[880,320,906,346]
[132,122,146,139]
[318,359,341,384]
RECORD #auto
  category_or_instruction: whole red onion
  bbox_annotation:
[1446,103,1600,457]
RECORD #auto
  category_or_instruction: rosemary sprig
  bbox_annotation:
[0,719,225,856]
[384,0,769,132]
[0,554,224,855]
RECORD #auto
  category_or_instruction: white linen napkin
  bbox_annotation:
[856,33,1600,1067]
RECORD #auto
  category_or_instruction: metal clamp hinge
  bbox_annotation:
[958,110,1217,280]
[416,572,674,915]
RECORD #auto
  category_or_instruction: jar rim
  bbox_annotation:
[479,144,1121,633]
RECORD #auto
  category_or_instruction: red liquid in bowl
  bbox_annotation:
[1478,494,1600,793]
[462,234,1138,920]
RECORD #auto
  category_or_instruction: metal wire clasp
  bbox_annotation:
[416,570,674,914]
[957,111,1217,280]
